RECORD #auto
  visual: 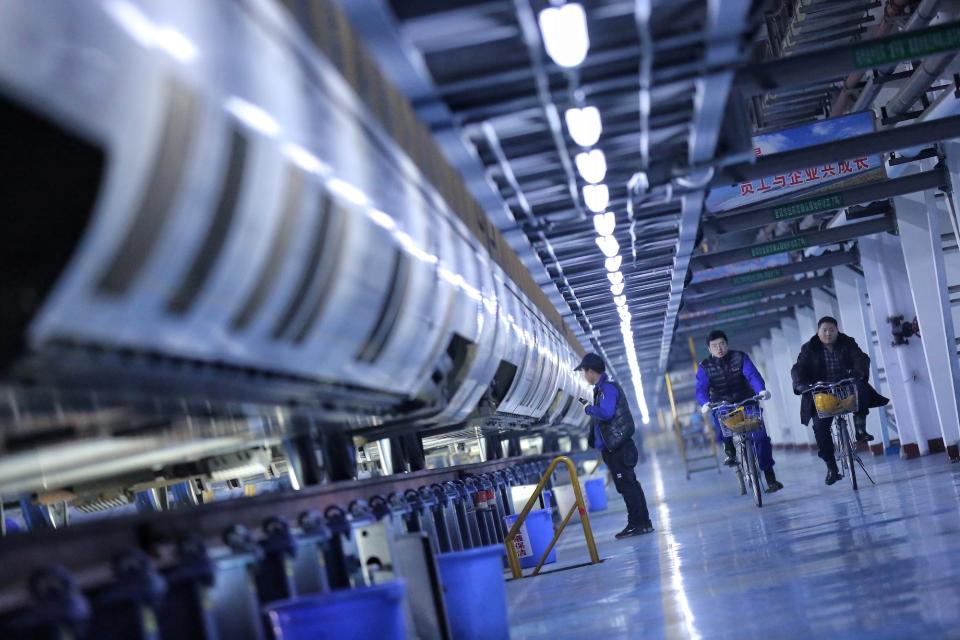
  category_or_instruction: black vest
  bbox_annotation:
[700,351,754,403]
[593,380,635,451]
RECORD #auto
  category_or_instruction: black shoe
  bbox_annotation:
[854,417,875,442]
[615,522,655,539]
[723,455,738,467]
[825,468,842,485]
[764,472,784,493]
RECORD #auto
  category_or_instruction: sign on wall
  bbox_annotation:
[705,111,886,214]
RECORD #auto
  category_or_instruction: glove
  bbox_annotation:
[700,403,711,415]
[759,389,772,401]
[793,382,805,395]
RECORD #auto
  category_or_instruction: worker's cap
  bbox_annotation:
[574,353,605,373]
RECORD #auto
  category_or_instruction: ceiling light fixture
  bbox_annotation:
[605,255,622,272]
[592,211,615,236]
[595,235,619,258]
[607,271,623,285]
[583,184,609,212]
[537,3,590,68]
[576,149,607,183]
[610,282,624,296]
[564,106,602,147]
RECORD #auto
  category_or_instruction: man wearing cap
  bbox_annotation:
[576,352,654,539]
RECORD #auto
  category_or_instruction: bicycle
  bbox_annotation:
[801,377,876,491]
[709,395,767,508]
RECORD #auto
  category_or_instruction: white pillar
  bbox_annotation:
[760,337,794,446]
[751,342,786,444]
[859,232,942,457]
[778,316,816,449]
[796,305,817,342]
[811,286,840,323]
[768,328,802,447]
[833,265,891,451]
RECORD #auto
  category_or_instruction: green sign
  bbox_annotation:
[772,194,843,221]
[749,236,808,258]
[854,21,960,69]
[715,307,755,322]
[730,267,783,287]
[719,290,764,306]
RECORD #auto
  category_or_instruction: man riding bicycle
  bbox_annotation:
[791,316,890,485]
[696,330,784,493]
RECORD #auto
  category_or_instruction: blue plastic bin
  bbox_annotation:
[264,581,407,640]
[503,508,556,570]
[585,477,608,512]
[437,546,510,640]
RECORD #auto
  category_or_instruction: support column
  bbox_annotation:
[778,317,816,449]
[752,341,786,446]
[759,338,791,445]
[859,232,941,457]
[796,305,816,342]
[901,150,960,461]
[766,330,802,447]
[833,265,892,454]
[811,285,840,323]
[794,306,821,451]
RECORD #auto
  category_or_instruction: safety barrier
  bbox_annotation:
[503,456,600,578]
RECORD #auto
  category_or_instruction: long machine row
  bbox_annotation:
[0,0,590,456]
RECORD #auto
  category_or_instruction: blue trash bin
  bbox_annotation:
[585,477,608,512]
[503,508,556,570]
[264,581,407,640]
[437,546,509,640]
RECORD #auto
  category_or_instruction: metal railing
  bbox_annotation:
[503,455,600,578]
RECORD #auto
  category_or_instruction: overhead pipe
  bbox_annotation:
[829,0,917,117]
[854,0,948,111]
[886,49,958,116]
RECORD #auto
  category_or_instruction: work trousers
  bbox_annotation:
[811,378,871,465]
[601,439,651,527]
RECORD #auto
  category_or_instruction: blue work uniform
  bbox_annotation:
[695,351,775,472]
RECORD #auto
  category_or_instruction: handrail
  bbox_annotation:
[503,455,600,579]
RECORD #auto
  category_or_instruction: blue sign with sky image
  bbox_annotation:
[705,111,886,214]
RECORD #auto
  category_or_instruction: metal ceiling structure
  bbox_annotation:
[340,0,960,415]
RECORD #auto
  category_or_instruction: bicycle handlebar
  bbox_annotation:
[798,377,858,394]
[707,394,765,411]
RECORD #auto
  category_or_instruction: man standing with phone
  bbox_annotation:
[575,353,654,539]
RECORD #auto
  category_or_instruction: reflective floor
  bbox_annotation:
[506,448,960,639]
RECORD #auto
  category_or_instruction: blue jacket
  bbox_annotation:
[585,373,619,449]
[695,352,765,406]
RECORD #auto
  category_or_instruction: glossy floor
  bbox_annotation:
[506,448,960,639]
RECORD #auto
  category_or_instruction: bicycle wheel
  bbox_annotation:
[735,438,747,495]
[746,438,762,507]
[839,418,858,491]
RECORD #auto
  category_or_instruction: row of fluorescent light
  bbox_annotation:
[539,3,650,424]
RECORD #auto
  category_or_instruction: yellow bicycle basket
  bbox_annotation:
[814,392,857,415]
[720,406,761,432]
[721,407,745,428]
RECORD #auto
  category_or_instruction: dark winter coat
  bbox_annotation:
[790,333,889,425]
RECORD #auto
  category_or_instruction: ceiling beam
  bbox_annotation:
[685,250,856,295]
[691,214,895,269]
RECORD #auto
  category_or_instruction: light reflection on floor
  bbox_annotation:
[506,449,960,639]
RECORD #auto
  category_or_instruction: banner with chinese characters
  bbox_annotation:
[705,111,886,214]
